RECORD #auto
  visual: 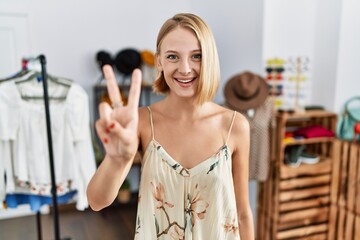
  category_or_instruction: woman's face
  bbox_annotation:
[157,26,201,99]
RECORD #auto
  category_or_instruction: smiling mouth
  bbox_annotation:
[175,78,195,83]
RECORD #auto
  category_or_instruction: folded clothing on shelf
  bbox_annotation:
[285,145,306,167]
[294,125,335,138]
[285,145,320,167]
[299,152,320,164]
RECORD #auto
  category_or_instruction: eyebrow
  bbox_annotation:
[163,49,201,54]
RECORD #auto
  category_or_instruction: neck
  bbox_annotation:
[162,95,211,120]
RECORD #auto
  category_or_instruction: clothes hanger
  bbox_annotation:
[2,57,73,100]
[0,68,31,83]
[15,71,72,101]
[14,57,71,87]
[15,71,72,88]
[21,95,68,101]
[0,58,39,83]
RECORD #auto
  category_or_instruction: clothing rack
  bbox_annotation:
[38,55,71,240]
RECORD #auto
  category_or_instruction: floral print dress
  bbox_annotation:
[134,107,240,240]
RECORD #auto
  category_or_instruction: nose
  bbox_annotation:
[178,59,191,75]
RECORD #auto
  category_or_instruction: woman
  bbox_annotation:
[87,13,254,239]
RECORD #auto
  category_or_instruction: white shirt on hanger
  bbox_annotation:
[0,80,96,210]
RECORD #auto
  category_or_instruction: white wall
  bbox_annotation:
[312,0,342,111]
[334,0,360,112]
[263,0,317,58]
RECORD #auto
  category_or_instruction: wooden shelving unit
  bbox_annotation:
[256,110,337,240]
[328,140,360,240]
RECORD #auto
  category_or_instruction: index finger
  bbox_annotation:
[127,68,142,110]
[103,64,122,104]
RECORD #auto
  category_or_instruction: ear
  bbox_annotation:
[155,53,163,72]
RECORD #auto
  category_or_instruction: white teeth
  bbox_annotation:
[177,79,192,83]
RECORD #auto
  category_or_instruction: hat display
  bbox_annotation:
[95,50,113,70]
[140,50,155,66]
[224,71,269,111]
[114,48,142,76]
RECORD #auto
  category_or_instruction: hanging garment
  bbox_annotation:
[238,97,275,181]
[0,79,96,210]
[5,190,77,212]
[135,107,240,240]
[0,140,11,209]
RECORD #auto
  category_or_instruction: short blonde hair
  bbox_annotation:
[153,13,220,105]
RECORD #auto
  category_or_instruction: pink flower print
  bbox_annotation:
[170,225,185,240]
[151,182,174,209]
[223,211,239,235]
[186,184,209,227]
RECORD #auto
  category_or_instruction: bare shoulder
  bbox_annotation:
[232,111,250,135]
[213,104,248,131]
[226,109,250,153]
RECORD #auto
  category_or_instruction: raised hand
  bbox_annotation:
[95,65,142,163]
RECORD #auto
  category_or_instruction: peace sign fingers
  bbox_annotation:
[96,65,142,161]
[127,68,142,113]
[103,64,123,108]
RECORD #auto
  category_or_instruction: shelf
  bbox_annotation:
[256,110,337,240]
[278,206,329,223]
[280,174,332,190]
[279,195,330,212]
[277,110,337,120]
[283,137,335,146]
[280,158,332,179]
[279,185,331,202]
[277,223,328,239]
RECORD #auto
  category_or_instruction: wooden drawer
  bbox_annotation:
[280,158,331,179]
[277,223,328,240]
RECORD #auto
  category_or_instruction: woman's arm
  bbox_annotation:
[86,65,142,211]
[231,113,255,240]
[86,153,135,211]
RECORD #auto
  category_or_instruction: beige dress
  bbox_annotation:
[134,107,240,240]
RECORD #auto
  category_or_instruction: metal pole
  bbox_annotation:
[39,54,61,240]
[36,211,42,240]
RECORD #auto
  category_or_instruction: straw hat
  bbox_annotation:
[224,71,269,111]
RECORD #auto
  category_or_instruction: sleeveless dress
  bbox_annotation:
[134,107,240,240]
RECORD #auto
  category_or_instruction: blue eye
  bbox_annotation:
[167,55,178,60]
[193,54,202,60]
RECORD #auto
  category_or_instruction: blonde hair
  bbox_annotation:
[153,13,220,105]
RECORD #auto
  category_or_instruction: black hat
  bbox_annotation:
[114,48,142,76]
[96,50,113,70]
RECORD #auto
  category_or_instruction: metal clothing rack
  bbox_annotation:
[38,55,71,240]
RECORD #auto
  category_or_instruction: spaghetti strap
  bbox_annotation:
[225,111,237,145]
[147,106,155,140]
